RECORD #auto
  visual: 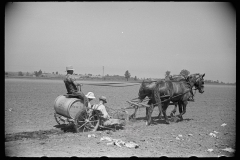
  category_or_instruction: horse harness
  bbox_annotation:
[139,77,199,107]
[152,81,196,106]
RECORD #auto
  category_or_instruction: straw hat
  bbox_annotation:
[85,92,96,99]
[66,65,74,71]
[99,96,107,103]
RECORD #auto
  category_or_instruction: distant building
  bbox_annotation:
[91,75,103,78]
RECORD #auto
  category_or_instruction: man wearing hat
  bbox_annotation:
[92,96,126,126]
[85,92,96,108]
[92,96,111,120]
[64,65,89,108]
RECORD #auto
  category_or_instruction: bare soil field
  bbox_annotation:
[5,78,236,157]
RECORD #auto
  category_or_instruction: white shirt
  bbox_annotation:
[87,102,92,109]
[92,103,110,119]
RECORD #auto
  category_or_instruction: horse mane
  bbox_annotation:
[140,79,156,90]
[172,74,183,78]
[155,79,164,86]
[189,73,200,77]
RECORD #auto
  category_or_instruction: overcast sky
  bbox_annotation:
[5,2,236,83]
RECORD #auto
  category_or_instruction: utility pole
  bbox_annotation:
[103,66,104,77]
[103,66,104,81]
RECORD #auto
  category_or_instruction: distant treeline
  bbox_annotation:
[4,71,141,82]
[5,71,235,85]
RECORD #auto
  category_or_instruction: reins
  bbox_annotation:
[152,89,191,106]
[130,74,203,107]
[152,77,201,106]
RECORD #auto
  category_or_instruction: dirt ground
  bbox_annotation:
[5,78,236,157]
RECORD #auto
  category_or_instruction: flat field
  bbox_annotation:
[5,78,236,157]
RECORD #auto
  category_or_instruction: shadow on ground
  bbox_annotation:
[54,124,76,133]
[130,115,193,125]
[5,129,64,142]
[54,123,125,133]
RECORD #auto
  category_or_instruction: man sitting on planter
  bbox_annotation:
[63,65,89,108]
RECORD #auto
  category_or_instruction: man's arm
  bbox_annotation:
[68,75,81,86]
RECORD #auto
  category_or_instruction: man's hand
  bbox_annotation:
[87,108,93,114]
[76,83,83,86]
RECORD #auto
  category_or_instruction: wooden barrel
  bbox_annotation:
[54,95,86,119]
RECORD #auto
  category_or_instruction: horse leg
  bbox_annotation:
[170,102,177,117]
[178,101,183,114]
[178,101,188,121]
[157,104,163,119]
[153,86,164,124]
[146,107,149,120]
[146,104,154,126]
[162,103,170,124]
[180,101,187,121]
[130,106,138,120]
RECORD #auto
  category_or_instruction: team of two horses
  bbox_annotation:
[130,73,205,125]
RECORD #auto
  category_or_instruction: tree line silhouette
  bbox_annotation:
[5,69,235,85]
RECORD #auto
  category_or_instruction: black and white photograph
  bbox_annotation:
[5,2,236,157]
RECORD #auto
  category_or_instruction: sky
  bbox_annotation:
[5,2,236,83]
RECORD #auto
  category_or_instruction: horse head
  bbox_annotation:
[138,80,156,101]
[188,73,205,93]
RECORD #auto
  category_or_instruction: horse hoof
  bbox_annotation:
[146,121,151,126]
[169,117,175,122]
[177,115,183,121]
[129,115,135,120]
[165,120,170,124]
[171,116,180,122]
[158,116,164,120]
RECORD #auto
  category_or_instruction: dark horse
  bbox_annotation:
[144,73,205,125]
[130,75,188,121]
[129,80,161,120]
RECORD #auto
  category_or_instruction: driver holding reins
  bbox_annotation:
[63,65,89,108]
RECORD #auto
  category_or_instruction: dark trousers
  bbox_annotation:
[72,91,89,108]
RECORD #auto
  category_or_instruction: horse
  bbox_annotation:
[168,74,195,117]
[129,76,185,121]
[129,80,161,120]
[145,73,205,125]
